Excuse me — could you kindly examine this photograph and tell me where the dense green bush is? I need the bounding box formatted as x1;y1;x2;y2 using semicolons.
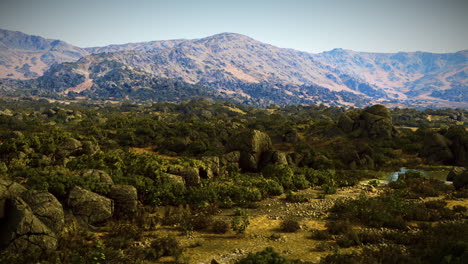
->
285;190;308;203
212;220;230;234
236;247;291;264
146;236;183;261
280;219;301;232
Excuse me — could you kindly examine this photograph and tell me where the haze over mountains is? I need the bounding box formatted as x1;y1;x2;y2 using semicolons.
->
0;28;466;108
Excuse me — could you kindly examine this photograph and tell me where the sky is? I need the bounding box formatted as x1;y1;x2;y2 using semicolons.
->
0;0;467;53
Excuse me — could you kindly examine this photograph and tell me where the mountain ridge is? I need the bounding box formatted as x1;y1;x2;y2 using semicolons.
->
0;29;466;108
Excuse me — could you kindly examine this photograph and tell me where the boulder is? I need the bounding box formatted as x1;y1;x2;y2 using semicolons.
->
67;186;113;224
163;173;186;186
107;185;138;218
81;140;100;155
227;130;273;171
61;138;82;153
81;169;114;185
222;151;241;164
0;179;27;219
21;190;64;234
447;167;466;181
167;166;201;186
260;151;288;168
201;156;222;178
0;197;57;258
453;171;468;190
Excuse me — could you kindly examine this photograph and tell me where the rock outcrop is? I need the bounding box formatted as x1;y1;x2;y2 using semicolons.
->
227;130;273;171
167;166;201;186
81;169;114;186
338;105;397;139
67;186;113;224
0;198;57;258
21;190;64;234
107;185;138;219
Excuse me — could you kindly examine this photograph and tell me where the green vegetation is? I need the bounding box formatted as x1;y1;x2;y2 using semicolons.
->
0;98;467;263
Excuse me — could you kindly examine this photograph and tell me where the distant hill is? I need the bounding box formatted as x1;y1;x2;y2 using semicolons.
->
0;29;89;79
0;29;466;107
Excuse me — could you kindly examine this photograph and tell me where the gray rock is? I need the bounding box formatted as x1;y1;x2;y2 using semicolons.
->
0;179;27;219
227;130;273;171
21;190;64;234
81;169;114;185
107;185;138;218
61;138;82;152
164;173;186;185
222;151;241;164
0;197;57;257
202;156;222;178
167;166;201;186
67;186;113;224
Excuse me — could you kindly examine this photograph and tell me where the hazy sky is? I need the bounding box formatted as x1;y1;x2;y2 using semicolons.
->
0;0;467;53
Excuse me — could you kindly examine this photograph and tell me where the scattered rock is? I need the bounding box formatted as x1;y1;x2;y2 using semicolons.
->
67;186;113;224
164;173;186;185
21;190;64;234
167;166;201;186
107;185;138;218
0;197;57;258
81;169;114;186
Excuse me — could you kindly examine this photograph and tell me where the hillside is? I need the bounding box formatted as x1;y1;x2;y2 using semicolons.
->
0;29;89;79
0;29;466;107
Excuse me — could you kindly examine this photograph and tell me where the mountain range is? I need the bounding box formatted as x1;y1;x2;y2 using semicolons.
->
0;28;466;108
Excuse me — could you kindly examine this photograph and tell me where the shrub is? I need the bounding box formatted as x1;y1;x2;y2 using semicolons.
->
330;193;407;229
326;220;353;235
106;222;142;249
212;220;230;234
368;179;379;187
190;214;213;231
452;205;467;214
146;236;182;260
231;214;250;235
285;190;308;203
310;229;330;240
292;173;311;190
280;219;301;233
262;164;294;190
236;247;291;264
321;184;337;194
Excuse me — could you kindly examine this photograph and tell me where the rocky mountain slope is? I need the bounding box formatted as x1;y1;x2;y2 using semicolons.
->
0;29;466;107
0;29;89;79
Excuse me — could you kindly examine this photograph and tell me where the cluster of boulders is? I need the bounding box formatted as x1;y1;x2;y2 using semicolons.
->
338;104;398;139
224;129;288;172
0;171;138;258
162;130;289;186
